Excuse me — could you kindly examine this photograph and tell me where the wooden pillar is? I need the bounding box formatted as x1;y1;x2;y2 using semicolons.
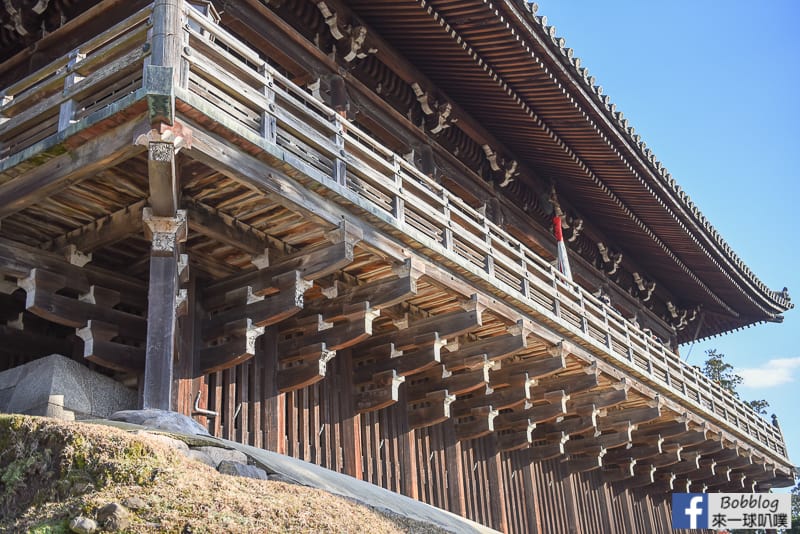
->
397;386;419;500
521;453;541;534
485;437;509;533
260;327;285;454
142;208;187;409
173;270;196;414
443;419;465;516
339;348;363;479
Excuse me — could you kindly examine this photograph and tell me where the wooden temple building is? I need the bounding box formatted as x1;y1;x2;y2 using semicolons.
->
0;0;794;532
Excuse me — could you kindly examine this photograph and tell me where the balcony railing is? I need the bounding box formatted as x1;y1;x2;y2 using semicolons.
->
0;6;152;161
0;2;788;464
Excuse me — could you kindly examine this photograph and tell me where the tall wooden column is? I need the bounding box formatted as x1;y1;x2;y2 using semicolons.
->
142;208;187;409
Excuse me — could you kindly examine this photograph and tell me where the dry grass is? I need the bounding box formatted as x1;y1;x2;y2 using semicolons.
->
0;415;448;533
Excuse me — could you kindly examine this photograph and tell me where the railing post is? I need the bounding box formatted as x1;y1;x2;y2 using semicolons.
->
442;199;454;251
551;268;561;318
259;64;278;144
146;0;183;125
58;49;85;132
391;155;405;224
332;115;347;186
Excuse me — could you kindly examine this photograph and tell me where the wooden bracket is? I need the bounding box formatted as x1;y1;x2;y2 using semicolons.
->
408;389;455;429
76;319;145;373
355;370;405;413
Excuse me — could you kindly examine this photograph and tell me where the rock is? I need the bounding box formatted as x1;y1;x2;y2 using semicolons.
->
122;495;148;511
185;449;216;467
191;446;248;468
109;409;210;436
97;502;131;531
135;431;190;452
267;471;300;485
69;516;98;534
217;460;268;480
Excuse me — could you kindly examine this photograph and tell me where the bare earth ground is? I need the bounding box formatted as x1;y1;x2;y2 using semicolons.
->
0;415;448;533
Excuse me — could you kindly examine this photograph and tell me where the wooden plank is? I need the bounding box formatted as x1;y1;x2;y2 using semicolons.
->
485;438;509;532
0;117;147;218
39;200;146;253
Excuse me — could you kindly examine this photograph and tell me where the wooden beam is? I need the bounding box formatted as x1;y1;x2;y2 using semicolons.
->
565;453;604;474
276;343;335;392
354;369;405;413
489;350;565;385
277;305;378;354
494;390;568;431
201;270;308;341
39;200;146;253
0;118;147;218
407;390;454;429
600;400;661;429
441;331;527;370
569;384;629;411
305;273;417;314
353;340;443;384
361;307;482;352
197;318;265;375
19;269;146;337
0;237;145;306
187;200;270;255
529;432;569;461
205;237;355;300
454;406;498;441
76;320;145;372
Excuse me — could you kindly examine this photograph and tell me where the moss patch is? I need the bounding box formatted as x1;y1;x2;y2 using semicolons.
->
0;415;448;533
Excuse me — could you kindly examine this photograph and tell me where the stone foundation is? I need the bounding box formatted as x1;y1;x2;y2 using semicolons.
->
0;354;137;419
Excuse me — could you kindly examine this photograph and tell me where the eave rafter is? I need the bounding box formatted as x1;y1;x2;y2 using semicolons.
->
409;0;741;317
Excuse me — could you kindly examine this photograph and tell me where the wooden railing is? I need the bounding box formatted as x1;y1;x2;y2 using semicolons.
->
177;7;788;463
0;2;787;464
0;6;152;160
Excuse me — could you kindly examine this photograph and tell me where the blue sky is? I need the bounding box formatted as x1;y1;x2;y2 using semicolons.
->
535;1;800;470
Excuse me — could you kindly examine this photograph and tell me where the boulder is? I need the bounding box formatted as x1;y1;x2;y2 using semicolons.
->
97;502;131;531
109;409;210;436
69;516;98;534
191;446;248;468
217;460;268;480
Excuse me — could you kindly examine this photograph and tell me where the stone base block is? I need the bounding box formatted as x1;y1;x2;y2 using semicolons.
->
0;354;137;420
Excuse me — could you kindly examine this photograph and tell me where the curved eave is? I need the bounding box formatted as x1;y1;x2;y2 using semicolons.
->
346;0;791;340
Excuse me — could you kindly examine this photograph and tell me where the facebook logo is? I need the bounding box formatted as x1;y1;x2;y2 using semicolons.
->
672;493;708;529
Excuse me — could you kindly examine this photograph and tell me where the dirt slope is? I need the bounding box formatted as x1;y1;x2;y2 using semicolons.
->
0;415;446;533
